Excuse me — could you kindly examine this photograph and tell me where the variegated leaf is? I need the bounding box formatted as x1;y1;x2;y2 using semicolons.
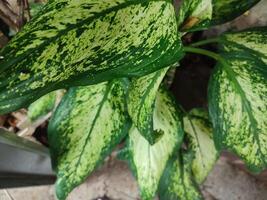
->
127;88;184;200
183;108;218;184
208;27;267;172
176;0;260;31
48;79;130;200
176;0;212;31
29;1;46;17
28;91;57;121
0;0;183;114
127;67;169;144
159;152;203;200
212;0;261;25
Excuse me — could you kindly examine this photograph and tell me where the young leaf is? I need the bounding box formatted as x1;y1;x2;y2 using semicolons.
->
0;0;183;114
159;152;203;200
48;79;130;200
212;0;261;25
28;91;57;121
183;108;218;184
208;27;267;172
127;88;184;200
127;67;169;145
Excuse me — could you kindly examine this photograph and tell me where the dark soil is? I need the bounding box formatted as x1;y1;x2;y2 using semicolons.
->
171;33;217;111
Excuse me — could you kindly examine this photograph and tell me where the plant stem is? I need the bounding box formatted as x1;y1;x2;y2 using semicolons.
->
184;46;233;76
189;37;220;47
184;46;222;61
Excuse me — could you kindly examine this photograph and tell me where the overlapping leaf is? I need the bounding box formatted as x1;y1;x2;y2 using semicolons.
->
0;0;182;114
28;91;57;121
48;79;130;200
159;152;203;200
212;0;261;25
127;67;169;144
176;0;212;31
29;1;46;17
127;87;184;200
208;27;267;172
183;108;218;184
176;0;260;31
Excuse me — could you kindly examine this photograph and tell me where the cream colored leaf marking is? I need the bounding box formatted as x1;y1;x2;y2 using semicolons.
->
183;108;218;184
128;88;184;200
28;91;57;121
127;67;169;144
0;0;182;114
159;153;203;200
177;0;259;30
48;79;130;200
224;30;267;64
177;0;212;31
211;0;260;25
209;28;267;172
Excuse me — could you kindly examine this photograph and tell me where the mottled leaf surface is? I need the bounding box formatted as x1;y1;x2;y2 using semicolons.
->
0;0;182;114
127;88;184;200
209;28;267;172
176;0;260;31
127;67;169;144
176;0;212;31
212;0;261;25
183;108;218;184
48;79;130;200
28;91;56;121
29;1;46;17
159;153;203;200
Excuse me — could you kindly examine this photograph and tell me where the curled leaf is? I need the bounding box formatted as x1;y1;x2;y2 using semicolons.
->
127;88;184;200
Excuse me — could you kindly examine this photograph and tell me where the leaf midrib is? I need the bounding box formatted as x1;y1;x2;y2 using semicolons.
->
221;60;265;164
0;0;170;72
72;82;112;174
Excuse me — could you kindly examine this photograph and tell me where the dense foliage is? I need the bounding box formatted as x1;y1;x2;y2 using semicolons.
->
0;0;266;200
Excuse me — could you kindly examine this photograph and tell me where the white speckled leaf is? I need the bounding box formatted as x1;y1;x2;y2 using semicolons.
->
209;27;267;172
183;108;218;184
211;0;260;25
127;88;184;200
176;0;212;31
28;91;57;121
127;67;169;144
48;79;130;200
159;152;203;200
0;0;183;114
176;0;260;31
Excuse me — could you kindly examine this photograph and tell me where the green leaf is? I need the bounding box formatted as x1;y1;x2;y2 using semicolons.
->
176;0;212;31
159;152;203;200
127;67;169;145
208;27;267;172
176;0;260;31
212;0;261;25
29;1;46;18
183;108;218;184
48;79;130;200
0;0;183;114
127;87;184;200
28;91;56;121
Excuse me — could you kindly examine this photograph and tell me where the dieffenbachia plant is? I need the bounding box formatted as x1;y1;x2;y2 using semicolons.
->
0;0;265;199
